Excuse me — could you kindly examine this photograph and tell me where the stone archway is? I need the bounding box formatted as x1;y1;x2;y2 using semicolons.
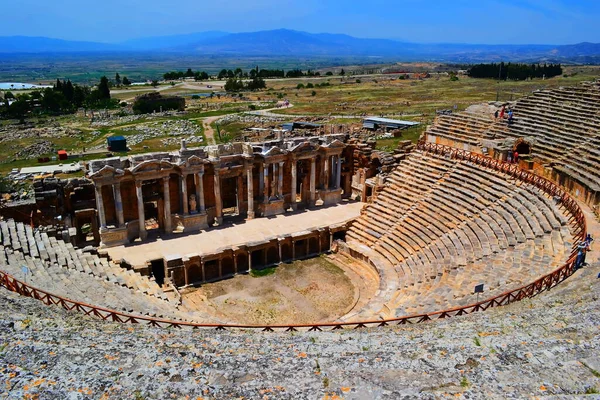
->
513;138;532;155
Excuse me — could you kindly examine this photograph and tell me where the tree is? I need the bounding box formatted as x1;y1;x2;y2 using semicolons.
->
246;76;266;91
296;83;305;89
218;69;228;79
9;97;31;122
224;78;244;92
63;80;74;102
306;83;314;89
185;68;194;78
115;73;121;86
98;76;111;99
151;80;159;88
325;71;333;76
122;76;131;86
311;90;316;96
339;69;345;76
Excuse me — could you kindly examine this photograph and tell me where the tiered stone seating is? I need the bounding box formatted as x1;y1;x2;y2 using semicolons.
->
0;220;218;323
344;150;575;320
425;81;600;193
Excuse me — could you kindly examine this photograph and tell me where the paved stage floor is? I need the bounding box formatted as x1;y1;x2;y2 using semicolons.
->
105;202;364;267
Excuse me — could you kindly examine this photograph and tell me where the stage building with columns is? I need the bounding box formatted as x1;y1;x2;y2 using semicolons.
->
87;134;353;248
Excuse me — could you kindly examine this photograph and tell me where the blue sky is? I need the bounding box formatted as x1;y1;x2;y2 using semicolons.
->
2;0;599;44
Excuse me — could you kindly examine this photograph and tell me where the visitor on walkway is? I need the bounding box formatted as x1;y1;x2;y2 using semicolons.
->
582;234;594;266
513;150;519;164
575;240;588;269
499;106;505;119
507;152;513;163
508;109;514;123
494;110;499;119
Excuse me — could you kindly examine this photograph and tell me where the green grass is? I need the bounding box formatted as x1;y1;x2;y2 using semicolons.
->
249;266;277;277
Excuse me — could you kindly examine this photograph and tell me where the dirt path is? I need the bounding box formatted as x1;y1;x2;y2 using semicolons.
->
201;116;221;145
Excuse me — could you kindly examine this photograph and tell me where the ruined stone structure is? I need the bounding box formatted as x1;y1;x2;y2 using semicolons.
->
87;134;353;248
0;83;594;331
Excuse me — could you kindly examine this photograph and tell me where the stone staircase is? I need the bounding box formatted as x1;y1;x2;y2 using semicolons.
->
344;150;575;320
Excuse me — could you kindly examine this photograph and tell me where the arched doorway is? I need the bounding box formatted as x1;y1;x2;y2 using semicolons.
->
188;264;202;284
266;246;279;266
514;139;531;156
222;256;235;276
236;253;249;273
204;260;219;281
280;243;292;262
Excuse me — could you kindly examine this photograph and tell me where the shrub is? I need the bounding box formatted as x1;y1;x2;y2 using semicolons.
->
296;83;305;89
311;90;317;96
306;83;314;89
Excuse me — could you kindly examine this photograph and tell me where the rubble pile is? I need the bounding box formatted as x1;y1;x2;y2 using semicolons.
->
90;111;187;127
15;140;55;159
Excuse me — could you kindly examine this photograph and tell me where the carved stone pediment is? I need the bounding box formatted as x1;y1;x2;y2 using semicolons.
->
289;141;319;153
185;155;205;167
90;165;124;180
131;160;175;174
323;139;345;149
262;146;286;157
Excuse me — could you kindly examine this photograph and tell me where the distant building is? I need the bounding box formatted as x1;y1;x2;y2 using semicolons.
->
57;150;68;160
362;117;420;131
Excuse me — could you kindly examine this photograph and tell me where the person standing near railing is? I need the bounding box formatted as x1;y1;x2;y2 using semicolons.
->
582;234;593;267
575;240;589;269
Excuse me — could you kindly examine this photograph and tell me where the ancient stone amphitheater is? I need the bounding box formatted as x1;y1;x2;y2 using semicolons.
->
0;81;597;332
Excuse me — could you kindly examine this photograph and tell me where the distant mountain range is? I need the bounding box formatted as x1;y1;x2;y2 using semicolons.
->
2;29;600;63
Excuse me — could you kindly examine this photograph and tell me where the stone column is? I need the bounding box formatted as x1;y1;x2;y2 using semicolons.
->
263;163;269;202
246;166;255;219
336;154;342;190
278;161;284;199
290;158;297;210
323;155;330;190
162;176;172;233
184;265;189;286
113;183;125;228
95;185;107;230
310;158;316;206
259;162;265;200
213;168;223;225
196;172;205;213
181;174;189;215
236;174;244;214
135;181;146;240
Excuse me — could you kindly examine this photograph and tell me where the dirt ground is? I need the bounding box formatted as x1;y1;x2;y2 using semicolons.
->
181;257;356;325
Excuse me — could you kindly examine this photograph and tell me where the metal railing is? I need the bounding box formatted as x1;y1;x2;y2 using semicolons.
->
0;142;587;331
